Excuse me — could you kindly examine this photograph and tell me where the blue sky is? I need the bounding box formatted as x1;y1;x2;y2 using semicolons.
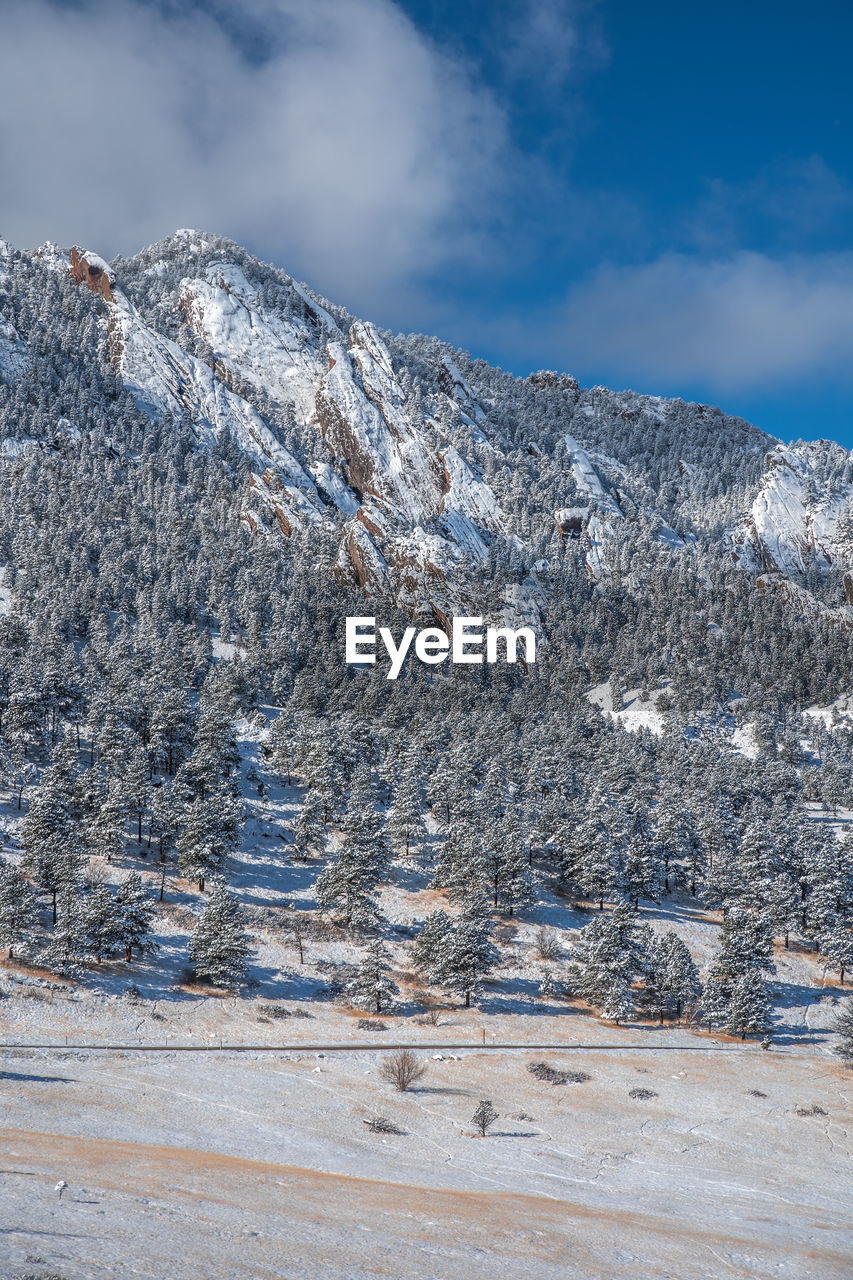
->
1;0;851;445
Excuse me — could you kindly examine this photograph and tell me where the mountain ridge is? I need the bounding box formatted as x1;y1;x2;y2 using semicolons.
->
3;228;853;635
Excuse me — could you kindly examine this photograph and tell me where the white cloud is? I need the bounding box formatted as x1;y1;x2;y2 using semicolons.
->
0;0;507;313
498;1;605;90
558;251;853;393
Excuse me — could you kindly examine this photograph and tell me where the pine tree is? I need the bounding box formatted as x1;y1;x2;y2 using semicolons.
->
388;755;424;858
714;907;776;977
316;844;380;927
638;927;701;1022
316;765;388;926
22;736;85;923
291;786;327;860
538;967;557;999
566;902;643;1023
347;938;399;1013
0;858;39;959
411;909;451;976
701;972;733;1032
738;817;773;908
433;817;485;905
766;872;800;949
188;879;252;987
115;872;155;962
438;905;500;1008
832;999;853;1063
87;788;126;864
177;784;243;890
483;815;533;916
472;1098;498;1136
41;884;87;977
571;790;619;909
82;883;121;963
726;970;770;1039
820;927;853;986
415;904;499;1008
121;745;150;844
665;933;702;1020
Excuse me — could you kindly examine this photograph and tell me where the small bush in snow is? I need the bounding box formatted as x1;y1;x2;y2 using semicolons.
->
379;1048;427;1092
535;927;562;961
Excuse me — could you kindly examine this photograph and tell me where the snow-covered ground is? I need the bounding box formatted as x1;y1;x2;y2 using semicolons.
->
0;1035;850;1280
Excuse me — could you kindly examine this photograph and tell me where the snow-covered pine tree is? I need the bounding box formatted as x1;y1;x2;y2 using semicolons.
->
482;813;534;916
188;879;252;987
347;937;399;1013
430;904;499;1008
177;784;243;890
572;792;618;910
411;909;451;977
87;788;126;864
766;871;800;949
472;1098;498;1136
538;967;557;998
121;745;150;844
115;872;155;962
291;786;327;860
315;844;380;927
565;902;644;1022
40;884;87;977
726;969;770;1039
665;933;703;1020
638;927;701;1022
0;858;39;959
820;927;853;986
713;906;776;977
22;734;85;923
701;972;734;1032
82;883;122;963
388;749;425;859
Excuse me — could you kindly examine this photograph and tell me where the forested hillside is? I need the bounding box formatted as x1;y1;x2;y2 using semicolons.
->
0;230;852;1048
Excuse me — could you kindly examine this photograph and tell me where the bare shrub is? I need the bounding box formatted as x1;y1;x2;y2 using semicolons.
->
418;1007;441;1027
358;1019;387;1032
379;1048;427;1092
534;927;562;961
628;1087;658;1100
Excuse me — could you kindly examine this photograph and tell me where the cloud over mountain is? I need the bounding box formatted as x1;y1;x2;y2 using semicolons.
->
0;0;507;312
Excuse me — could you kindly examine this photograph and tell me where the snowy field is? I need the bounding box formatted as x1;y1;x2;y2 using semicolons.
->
0;1034;851;1280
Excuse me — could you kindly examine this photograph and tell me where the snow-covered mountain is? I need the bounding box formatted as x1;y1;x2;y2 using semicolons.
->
5;229;853;624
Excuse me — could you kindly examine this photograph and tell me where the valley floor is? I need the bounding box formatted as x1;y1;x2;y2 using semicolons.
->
0;1013;850;1280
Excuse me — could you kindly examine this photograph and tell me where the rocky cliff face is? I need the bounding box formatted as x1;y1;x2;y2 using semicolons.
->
67;236;510;617
729;442;853;576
